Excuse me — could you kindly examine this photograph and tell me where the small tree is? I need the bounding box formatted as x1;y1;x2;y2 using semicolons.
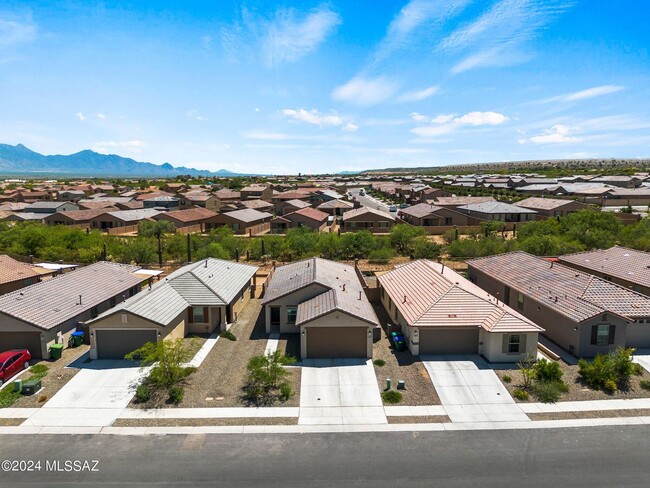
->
517;355;537;390
126;338;196;389
244;351;296;404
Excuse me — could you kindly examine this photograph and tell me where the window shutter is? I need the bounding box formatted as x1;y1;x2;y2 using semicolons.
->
188;307;194;323
608;324;616;345
590;325;597;345
203;307;209;322
502;334;509;353
519;334;527;353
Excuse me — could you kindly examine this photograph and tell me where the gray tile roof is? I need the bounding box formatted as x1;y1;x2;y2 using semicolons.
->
25;201;72;210
513;197;585;211
0;261;142;330
559;246;650;289
378;260;542;333
317;199;354;210
342;206;396;221
399;203;446;219
105;208;162;221
468;251;650;322
457;201;537;214
221;208;273;223
89;258;258;326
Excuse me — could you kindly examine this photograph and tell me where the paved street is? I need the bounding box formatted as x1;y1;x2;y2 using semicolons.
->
348;188;394;216
2;427;650;487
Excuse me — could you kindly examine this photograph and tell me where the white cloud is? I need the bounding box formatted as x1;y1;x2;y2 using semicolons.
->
254;108;261;112
343;122;359;132
186;109;208;121
332;76;398;106
94;140;148;154
411;111;509;137
539;85;625;104
0;17;37;46
282;108;343;127
410;112;429;122
441;0;574;73
519;124;580;144
223;5;341;67
397;85;440;102
96;113;106;120
242;131;328;141
75;112;86;121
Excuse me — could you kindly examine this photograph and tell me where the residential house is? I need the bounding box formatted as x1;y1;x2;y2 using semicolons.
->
276;198;311;216
205;209;272;235
341;207;395;233
58;190;87;202
153;207;218;230
317;199;354;217
87;259;257;359
214;188;241;203
513;197;592;218
419;188;452;203
398;203;470;227
136;191;175;202
0;262;143;358
179;192;221;212
456;201;537;223
89;208;162;230
0;255;41;295
262;258;379;358
24;201;80;214
44;208;117;227
432;196;496;208
467;251;650;357
162;182;187;193
240;199;274;213
590;176;641;188
559;246;650;296
377;260;543;361
240;184;273;202
142;195;181;210
282;207;329;232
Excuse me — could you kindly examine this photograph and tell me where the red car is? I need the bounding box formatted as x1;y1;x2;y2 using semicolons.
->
0;349;31;386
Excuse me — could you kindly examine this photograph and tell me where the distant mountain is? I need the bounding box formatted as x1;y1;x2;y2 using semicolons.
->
0;144;256;177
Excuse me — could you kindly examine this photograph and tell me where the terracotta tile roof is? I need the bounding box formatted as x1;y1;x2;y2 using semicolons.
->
136;191;175;201
317;199;354;209
51;208;117;222
468;251;650;322
559;246;650;289
0;255;40;286
288;207;329;222
214;189;240;199
157;207;218;223
378;260;542;333
240;199;273;210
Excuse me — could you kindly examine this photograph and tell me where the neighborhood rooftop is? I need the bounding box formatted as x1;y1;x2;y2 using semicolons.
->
468;251;650;322
0;255;40;285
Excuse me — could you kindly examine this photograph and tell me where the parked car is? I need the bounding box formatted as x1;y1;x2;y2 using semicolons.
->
389;205;397;212
0;349;31;386
399;203;409;209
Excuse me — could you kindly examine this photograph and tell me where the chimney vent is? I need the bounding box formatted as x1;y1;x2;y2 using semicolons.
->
78;295;82;306
403;295;407;303
358;290;362;300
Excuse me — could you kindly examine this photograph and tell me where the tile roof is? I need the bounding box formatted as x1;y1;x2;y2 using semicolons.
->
377;260;542;333
263;258;379;327
559;246;650;289
468;251;650;322
156;207;217;223
317;199;354;210
0;255;40;286
221;209;272;223
342;206;396;221
399;202;447;219
287;206;329;222
24;201;72;210
240;199;273;209
105;208;162;221
285;199;312;209
90;259;258;326
457;201;537;214
214;189;240;199
50;208;117;221
513;197;586;211
433;196;496;206
0;261;142;330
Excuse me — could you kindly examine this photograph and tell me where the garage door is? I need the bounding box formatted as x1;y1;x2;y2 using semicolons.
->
0;332;42;359
96;329;158;359
305;327;368;359
419;328;479;355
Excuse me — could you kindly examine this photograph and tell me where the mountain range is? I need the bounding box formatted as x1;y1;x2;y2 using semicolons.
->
0;144;254;177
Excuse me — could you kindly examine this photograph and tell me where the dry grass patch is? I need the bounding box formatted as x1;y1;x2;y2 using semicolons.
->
0;418;25;426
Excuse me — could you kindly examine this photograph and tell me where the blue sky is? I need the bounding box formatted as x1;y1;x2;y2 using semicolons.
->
0;0;648;174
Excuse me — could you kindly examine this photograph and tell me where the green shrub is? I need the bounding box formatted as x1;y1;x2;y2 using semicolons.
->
532;381;566;403
639;380;650;391
502;375;512;383
168;385;184;405
0;388;21;408
534;359;563;383
512;389;529;401
220;330;237;341
135;385;151;403
279;382;293;401
578;347;638;392
373;359;386;367
182;366;197;378
367;247;394;264
382;390;403;404
29;364;49;378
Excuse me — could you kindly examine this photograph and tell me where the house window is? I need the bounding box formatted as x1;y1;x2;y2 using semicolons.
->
444;217;453;225
287;306;298;325
593;324;613;346
192;306;205;323
517;292;524;311
508;335;521;353
22;278;33;286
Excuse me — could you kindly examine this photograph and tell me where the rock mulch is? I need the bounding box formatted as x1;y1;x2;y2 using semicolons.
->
0;418;25;426
387;416;450;424
112;417;298;427
528;409;650;421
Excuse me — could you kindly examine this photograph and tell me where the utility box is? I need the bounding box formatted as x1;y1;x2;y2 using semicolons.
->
22;379;42;396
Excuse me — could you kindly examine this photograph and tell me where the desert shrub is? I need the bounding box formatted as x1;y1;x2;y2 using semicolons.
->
168;385;184;405
135;385;151;403
220;330;237;341
532;381;566;403
578;347;640;393
373;359;386;367
502;375;512;383
37;395;48;403
534;359;563;383
382;390;403;404
639;380;650;391
512;389;529;401
517;355;537;389
367;247;394;264
279;382;293;401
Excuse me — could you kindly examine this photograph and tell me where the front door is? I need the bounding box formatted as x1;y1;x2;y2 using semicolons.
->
270;306;281;333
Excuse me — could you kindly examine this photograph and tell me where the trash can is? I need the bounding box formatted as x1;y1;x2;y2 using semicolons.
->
50;344;64;360
71;331;84;347
13;379;22;392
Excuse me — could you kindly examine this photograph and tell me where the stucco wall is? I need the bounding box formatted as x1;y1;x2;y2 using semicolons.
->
264;283;330;333
479;329;538;362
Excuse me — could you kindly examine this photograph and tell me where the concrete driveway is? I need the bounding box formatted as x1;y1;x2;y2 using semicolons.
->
299;359;386;425
23;357;147;428
633;350;650;374
421;355;529;423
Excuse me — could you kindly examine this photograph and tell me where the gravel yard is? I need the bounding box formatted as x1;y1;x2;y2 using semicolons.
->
0;418;25;426
11;344;90;408
156;299;301;408
372;305;440;406
112;417;298;427
528;409;650;421
387;415;450;424
496;360;650;403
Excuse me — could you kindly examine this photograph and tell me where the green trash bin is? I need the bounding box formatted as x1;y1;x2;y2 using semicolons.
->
13;379;22;392
50;344;64;360
71;331;84;347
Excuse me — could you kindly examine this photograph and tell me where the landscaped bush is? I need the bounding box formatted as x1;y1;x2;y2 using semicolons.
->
168;385;184;405
532;380;568;403
243;351;296;406
279;382;293;401
381;390;403;404
135;385;151;403
512;389;529;401
578;347;642;393
502;375;512;383
0;389;21;408
640;380;650;391
29;364;49;377
534;358;563;383
367;247;394;264
373;359;386;367
220;330;237;341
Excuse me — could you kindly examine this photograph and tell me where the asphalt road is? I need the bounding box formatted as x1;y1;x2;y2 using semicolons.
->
1;427;650;487
348;188;395;216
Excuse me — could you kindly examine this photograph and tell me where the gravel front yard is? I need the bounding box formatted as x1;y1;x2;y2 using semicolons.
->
387;415;450;424
11;344;90;408
0;418;25;426
496;360;650;403
149;299;300;408
528;409;650;421
372;305;440;406
112;417;298;427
